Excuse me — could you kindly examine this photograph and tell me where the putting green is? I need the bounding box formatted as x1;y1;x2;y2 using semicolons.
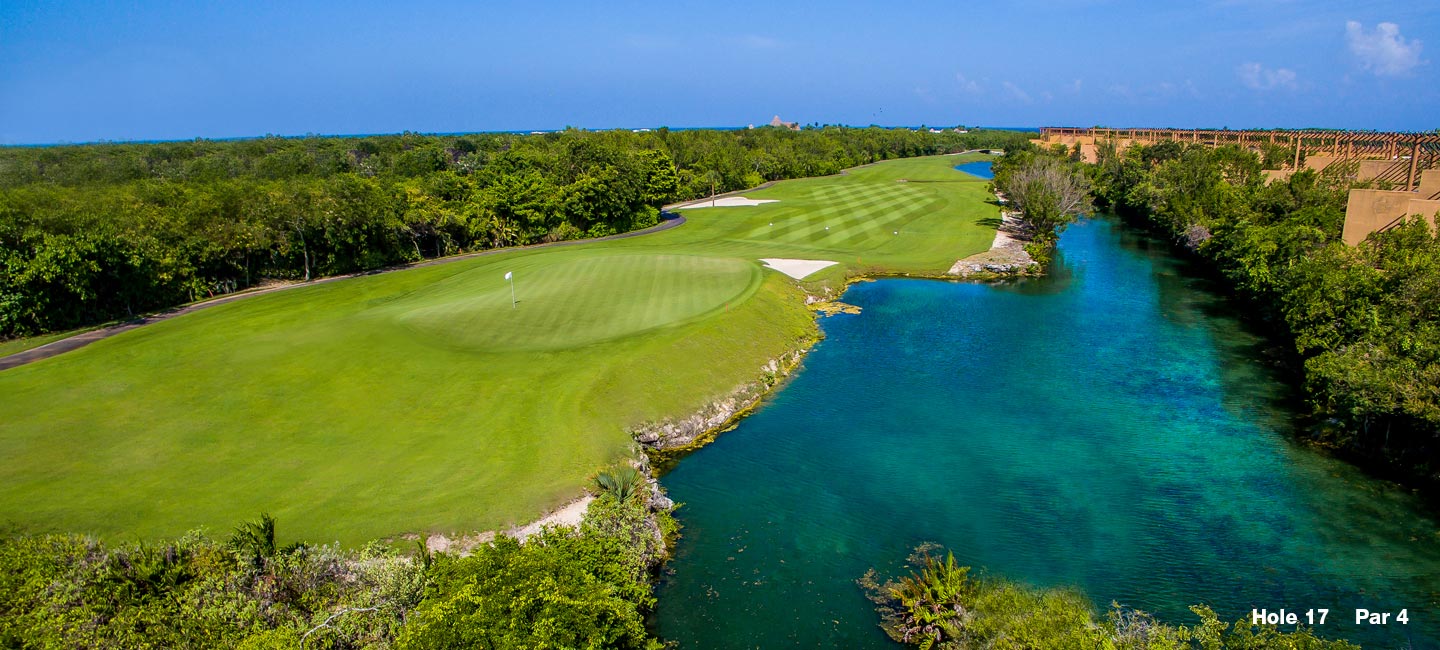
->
0;154;999;544
394;254;761;351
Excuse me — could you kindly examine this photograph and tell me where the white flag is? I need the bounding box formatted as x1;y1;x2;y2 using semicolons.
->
504;271;513;280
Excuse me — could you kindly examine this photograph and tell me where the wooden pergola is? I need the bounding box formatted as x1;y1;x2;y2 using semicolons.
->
1038;127;1440;190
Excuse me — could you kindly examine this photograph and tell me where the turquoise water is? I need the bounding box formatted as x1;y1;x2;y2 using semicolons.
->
653;217;1440;648
954;160;995;179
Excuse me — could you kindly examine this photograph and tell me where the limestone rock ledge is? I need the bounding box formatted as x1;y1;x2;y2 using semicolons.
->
948;207;1038;277
630;348;809;452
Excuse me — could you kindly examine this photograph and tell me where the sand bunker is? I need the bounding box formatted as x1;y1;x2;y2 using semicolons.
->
511;495;594;541
674;196;779;209
424;494;595;553
761;258;839;280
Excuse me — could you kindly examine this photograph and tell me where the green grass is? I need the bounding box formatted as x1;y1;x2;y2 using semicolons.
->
636;154;1002;288
0;328;96;359
393;254;760;351
0;154;998;544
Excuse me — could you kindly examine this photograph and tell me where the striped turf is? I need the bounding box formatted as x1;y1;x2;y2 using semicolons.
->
0;154;999;545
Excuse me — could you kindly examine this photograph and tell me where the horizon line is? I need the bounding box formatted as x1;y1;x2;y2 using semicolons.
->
0;124;1041;149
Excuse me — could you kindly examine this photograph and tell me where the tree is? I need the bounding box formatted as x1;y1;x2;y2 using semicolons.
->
996;154;1094;245
0;127;1036;339
1091;140;1440;486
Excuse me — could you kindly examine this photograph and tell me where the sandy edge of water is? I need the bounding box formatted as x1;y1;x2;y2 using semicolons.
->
417;157;1022;552
947;190;1038;276
419;495;598;554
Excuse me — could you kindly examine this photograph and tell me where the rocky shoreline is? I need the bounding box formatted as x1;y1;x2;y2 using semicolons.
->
440;190;1043;554
947;190;1040;278
630;345;814;458
631;201;1046;466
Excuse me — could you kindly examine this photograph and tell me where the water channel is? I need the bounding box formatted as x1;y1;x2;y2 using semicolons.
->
653;167;1440;647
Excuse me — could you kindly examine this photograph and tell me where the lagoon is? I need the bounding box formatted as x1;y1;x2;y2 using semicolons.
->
954;160;995;179
653;217;1440;648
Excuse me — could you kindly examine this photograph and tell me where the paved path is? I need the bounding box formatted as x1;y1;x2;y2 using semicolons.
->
2;151;997;371
0;214;687;371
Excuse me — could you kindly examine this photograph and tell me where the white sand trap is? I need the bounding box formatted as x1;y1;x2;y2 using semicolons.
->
761;258;839;280
510;495;593;541
674;196;779;209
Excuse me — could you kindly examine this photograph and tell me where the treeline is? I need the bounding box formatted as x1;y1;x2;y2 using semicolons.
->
0;127;1031;338
1087;140;1440;485
0;469;675;648
861;545;1359;649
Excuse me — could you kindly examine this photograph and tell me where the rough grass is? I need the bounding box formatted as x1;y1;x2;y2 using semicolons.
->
0;154;997;544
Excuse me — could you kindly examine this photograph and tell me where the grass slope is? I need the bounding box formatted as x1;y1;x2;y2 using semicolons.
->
0;154;997;544
0;328;96;360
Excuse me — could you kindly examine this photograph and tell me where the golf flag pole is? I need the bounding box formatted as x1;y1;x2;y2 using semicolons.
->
505;271;515;309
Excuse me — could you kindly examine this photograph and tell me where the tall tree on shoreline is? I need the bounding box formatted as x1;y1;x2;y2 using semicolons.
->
994;154;1094;246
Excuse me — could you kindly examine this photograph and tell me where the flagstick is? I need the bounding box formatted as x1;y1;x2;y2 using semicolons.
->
510;276;516;309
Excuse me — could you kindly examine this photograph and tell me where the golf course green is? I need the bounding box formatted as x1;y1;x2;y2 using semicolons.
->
394;254;761;351
0;154;999;544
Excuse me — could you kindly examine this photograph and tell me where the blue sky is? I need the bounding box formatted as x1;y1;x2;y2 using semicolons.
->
1;0;1435;144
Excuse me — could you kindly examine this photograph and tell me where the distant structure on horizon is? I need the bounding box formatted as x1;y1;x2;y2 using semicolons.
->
769;115;800;131
1037;126;1439;246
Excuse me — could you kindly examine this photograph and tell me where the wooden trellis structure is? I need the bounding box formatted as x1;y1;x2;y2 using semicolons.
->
1038;127;1440;191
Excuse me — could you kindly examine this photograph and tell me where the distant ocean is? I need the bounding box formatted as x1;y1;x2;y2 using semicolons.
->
5;125;1039;148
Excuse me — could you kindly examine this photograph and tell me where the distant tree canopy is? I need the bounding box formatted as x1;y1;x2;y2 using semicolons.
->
1091;141;1440;485
0;127;1034;338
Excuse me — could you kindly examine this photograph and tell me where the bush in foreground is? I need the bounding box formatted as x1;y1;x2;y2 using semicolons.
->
859;545;1359;650
0;490;672;649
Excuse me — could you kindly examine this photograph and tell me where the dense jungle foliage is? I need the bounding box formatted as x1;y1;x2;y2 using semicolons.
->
861;545;1359;649
0;481;674;649
0;127;1031;338
1085;140;1440;485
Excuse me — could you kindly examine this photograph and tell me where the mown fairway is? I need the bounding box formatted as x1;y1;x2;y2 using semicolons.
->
633;154;1001;283
0;155;997;544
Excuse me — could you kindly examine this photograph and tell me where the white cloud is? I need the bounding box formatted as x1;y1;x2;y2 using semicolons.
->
1345;21;1424;76
734;34;781;49
1002;81;1032;104
1237;62;1297;90
1069;79;1083;94
955;73;983;95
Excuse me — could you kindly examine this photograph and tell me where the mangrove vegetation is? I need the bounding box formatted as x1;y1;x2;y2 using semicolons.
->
860;545;1359;649
1085;140;1440;486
